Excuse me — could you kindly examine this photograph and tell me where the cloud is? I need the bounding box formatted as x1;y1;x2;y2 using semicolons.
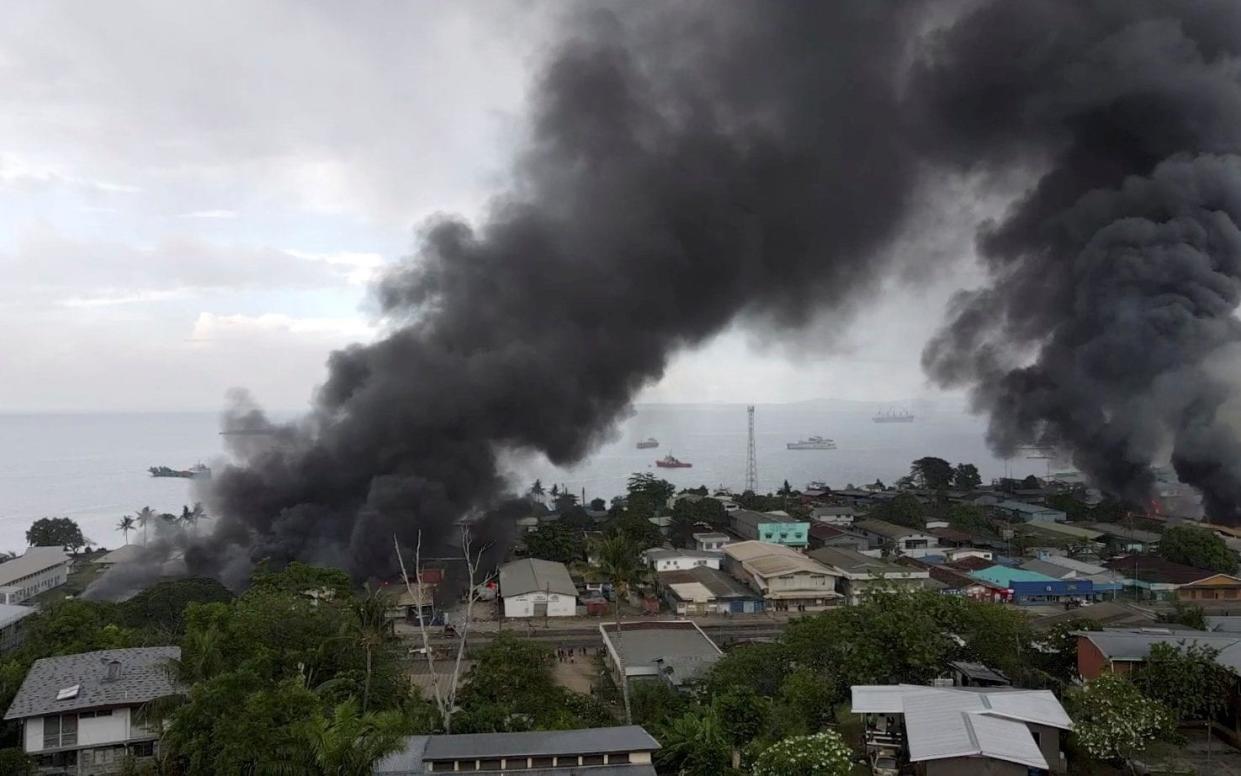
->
190;312;376;343
177;209;237;219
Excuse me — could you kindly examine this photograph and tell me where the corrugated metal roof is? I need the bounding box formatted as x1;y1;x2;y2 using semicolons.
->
1077;630;1241;671
499;558;577;598
971;565;1059;587
0;603;36;630
425;726;659;759
1041;556;1106;574
5;647;180;719
0;547;70;587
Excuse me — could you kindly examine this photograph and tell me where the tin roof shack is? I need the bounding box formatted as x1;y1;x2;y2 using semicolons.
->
5;647;181;773
374;726;660;774
853;519;940;558
807;523;870;552
851;684;1073;775
1102;555;1211;600
946;661;1011;688
809;547;930;605
499;559;578;618
656;566;765;616
996;500;1066;523
970;565;1094;605
722;541;842;612
1074;628;1241;679
729;509;809;548
598;620;722;690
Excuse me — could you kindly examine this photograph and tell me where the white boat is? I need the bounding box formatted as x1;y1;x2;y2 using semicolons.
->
636;437;659;450
787;436;837;450
873;409;915;424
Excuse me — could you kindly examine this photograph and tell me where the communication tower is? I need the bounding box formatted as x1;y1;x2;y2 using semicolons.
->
745;405;758;493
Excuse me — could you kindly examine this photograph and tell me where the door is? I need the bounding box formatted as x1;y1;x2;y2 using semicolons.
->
730;600;745;614
533;602;548;618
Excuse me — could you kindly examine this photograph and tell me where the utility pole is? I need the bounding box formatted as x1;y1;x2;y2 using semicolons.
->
745;405;758;493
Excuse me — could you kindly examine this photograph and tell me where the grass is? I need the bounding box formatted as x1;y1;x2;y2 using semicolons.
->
32;553;106;605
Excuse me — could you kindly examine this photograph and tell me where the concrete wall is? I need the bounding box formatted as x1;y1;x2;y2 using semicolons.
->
503;591;576;618
650;556;721;572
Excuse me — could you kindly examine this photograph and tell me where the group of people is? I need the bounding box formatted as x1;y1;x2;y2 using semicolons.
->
556;646;591;663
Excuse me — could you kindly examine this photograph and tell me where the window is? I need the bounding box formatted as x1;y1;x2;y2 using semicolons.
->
582;754;605;765
531;756;555;768
609;753;632;764
43;715;77;748
479;758;502;770
130;742;154;758
427;762;453;772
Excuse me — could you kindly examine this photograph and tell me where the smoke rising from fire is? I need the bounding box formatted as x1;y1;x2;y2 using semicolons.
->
89;1;1241;595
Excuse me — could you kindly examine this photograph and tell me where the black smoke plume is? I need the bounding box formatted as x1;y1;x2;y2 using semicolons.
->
88;1;1241;596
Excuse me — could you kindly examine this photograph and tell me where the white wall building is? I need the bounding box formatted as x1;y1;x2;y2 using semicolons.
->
4;647;181;773
641;549;722;573
499;558;578;618
692;532;732;553
0;604;37;653
0;547;71;605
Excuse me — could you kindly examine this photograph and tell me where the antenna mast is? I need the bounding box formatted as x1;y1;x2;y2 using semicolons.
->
745;405;758;493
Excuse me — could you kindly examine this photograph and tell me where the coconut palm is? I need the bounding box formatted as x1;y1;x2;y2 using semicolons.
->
270;699;410;776
117;515;136;545
351;586;392;713
594;533;645;724
135;506;156;545
179;502;207;535
657;708;730;774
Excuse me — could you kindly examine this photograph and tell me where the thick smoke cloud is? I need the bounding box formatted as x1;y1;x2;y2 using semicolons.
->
918;1;1241;520
89;1;1241;595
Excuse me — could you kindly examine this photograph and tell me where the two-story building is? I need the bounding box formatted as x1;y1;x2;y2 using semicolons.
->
729;509;809;548
4;647;181;774
691;532;731;553
721;540;840;611
0;547;71;605
809;547;931;605
640;548;721;573
1177;573;1241;606
852;519;940;558
499;558;578;618
810;506;857;526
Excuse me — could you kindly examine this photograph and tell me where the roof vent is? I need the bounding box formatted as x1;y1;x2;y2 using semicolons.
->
55;685;80;701
104;659;121;682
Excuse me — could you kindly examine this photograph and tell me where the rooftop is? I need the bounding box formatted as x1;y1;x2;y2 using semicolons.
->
1039;556;1107;575
1206;616;1241;633
599;621;721;685
5;647;181;720
499;558;577;598
658;566;757;600
1102;555;1210;585
811;505;857;517
723;541;838;579
853;518;930;540
0;603;36;631
997;500;1063;515
691;532;730;542
92;544;144;565
642;548;721;563
1019;559;1076;579
731;509;803;529
1031;601;1161;631
1076;629;1241;672
1088;524;1162;543
0;547;70;588
374;726;660;775
947;661;1010;685
927;526;975;543
1022;521;1102;540
808;547;920;577
971;565;1059;587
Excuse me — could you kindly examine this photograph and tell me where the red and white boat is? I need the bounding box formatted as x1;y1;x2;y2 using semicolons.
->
655;454;692;469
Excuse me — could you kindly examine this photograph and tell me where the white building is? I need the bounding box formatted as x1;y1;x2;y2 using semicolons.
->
641;548;722;573
0;547;71;605
4;647;181;773
0;604;37;653
692;532;732;553
499;558;578;618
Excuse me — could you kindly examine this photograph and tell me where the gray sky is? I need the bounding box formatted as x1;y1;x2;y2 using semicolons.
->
1;2;984;413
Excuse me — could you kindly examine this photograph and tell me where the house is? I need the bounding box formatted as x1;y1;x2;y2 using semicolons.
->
691;532;731;553
599;621;722;689
969;565;1095;605
810;505;857;526
945;661;1010;688
1031;601;1162;632
851;684;1072;775
1020;558;1123;598
853;519;939;558
656;566;764;615
808;547;931;605
913;561;1009;602
729;509;809;548
1022;521;1102;544
91;546;143;567
498;559;577;618
0;547;71;605
925;526;974;548
1075;628;1241;679
1102;555;1210;599
940;548;993;564
1177;573;1241;605
374;726;660;775
807;523;870;552
4;647;181;773
721;541;841;611
640;548;721;573
996;500;1066;524
0;604;37;653
1089;524;1162;552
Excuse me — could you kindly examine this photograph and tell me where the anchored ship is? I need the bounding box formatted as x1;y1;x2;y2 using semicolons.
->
655;454;692;468
872;409;915;424
149;463;211;479
636;437;660;450
787;435;837;450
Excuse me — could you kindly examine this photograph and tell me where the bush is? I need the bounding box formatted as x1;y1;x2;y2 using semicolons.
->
751;731;854;776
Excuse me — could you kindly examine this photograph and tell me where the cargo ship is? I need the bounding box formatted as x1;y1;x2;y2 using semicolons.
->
149;463;211;479
787;435;837;450
655;454;692;469
872;409;915;424
636;438;660;450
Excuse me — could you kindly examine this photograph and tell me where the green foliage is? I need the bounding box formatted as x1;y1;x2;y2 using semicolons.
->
772;669;837;736
523;522;583;564
631;681;689;729
590;497;606;511
946;504;993;537
702;642;792;698
1132;642;1233;723
604;514;663;555
910;457;954;490
1158;525;1239;573
0;747;33;775
276;698;415;776
656;708;731;774
952;463;982;490
751;731;853;776
866;493;925;529
250;561;354;600
1067;673;1174;762
713;688;770;747
25;516;86;552
1157;600;1207;630
625;473;676;519
1044;493;1091;522
116;577;234;635
1035;619;1101;683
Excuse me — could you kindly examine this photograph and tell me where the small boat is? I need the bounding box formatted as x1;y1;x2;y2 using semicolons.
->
636;437;660;450
655;454;692;468
148;463;211;479
787;436;837;450
873;409;915;423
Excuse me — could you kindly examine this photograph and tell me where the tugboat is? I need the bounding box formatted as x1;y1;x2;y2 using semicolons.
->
636;437;660;450
786;435;837;450
655;454;692;469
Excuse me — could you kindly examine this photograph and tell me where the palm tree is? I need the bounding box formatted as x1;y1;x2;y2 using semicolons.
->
272;699;410;776
117;515;136;545
595;534;644;724
135;506;156;545
351;586;392;713
656;708;730;774
179;503;207;535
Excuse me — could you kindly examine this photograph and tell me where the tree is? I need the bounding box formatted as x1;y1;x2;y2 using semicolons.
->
910;457;954;490
590;497;606;511
1157;600;1207;630
869;493;925;529
550;484;559;498
530;479;544;497
1132;642;1232;724
714;688;770;767
630;681;689;729
351;587;392;713
1045;492;1091;522
595;534;643;724
656;708;731;775
1158;525;1239;574
117;515;136;545
1067;673;1174;763
250;562;353;600
135;506;157;545
1021;474;1041;489
626;472;676;518
280;699;414;776
751;731;853;776
867;479;885;491
780;480;793;496
116;577;234;635
952;463;981;490
0;749;33;776
523;522;581;564
554;491;579;512
946;504;993;537
179;503;207;535
25;517;86;552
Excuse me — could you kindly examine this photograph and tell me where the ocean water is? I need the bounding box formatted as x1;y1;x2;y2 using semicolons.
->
0;403;1048;554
